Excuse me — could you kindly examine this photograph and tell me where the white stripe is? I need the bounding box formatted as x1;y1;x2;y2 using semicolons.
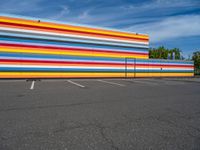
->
30;81;35;90
135;68;193;70
139;62;193;65
0;31;148;49
67;80;85;88
0;65;193;70
0;64;124;69
0;40;148;54
0;57;124;64
0;27;149;45
0;57;192;67
97;79;125;86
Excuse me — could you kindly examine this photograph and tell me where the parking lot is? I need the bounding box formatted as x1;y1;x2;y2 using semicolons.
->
0;78;200;150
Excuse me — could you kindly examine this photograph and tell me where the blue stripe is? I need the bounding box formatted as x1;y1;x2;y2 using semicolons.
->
0;67;193;73
135;59;193;65
0;52;194;65
0;36;148;53
0;67;123;72
0;52;125;62
0;31;148;48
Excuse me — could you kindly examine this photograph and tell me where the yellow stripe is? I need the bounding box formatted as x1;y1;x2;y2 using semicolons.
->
0;48;148;59
0;72;194;78
127;72;194;77
0;72;125;78
0;16;149;40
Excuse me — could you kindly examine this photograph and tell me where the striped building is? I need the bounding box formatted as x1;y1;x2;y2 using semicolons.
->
0;14;194;78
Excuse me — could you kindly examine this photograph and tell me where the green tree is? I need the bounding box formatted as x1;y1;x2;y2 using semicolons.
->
192;51;200;69
149;46;181;60
170;48;181;60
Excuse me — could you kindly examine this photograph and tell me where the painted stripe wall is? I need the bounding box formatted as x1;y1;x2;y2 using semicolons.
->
0;14;194;78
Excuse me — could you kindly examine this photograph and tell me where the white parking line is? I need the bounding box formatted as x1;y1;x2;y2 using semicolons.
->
97;79;125;86
30;81;35;90
67;80;85;88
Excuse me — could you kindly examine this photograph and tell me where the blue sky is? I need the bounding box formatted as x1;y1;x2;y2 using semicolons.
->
0;0;200;58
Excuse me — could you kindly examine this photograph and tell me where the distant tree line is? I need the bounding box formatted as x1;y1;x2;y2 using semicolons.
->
192;51;200;75
149;46;182;60
149;46;200;75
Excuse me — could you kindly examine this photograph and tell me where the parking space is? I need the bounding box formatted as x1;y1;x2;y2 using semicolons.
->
0;78;200;150
1;78;197;92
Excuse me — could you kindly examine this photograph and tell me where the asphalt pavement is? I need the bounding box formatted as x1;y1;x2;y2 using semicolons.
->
0;78;200;150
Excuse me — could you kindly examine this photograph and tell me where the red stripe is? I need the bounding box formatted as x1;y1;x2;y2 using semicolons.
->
0;59;124;65
0;42;148;55
0;59;194;68
136;63;193;68
0;22;148;42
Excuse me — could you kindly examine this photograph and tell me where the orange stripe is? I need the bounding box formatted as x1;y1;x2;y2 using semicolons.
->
0;16;148;40
0;23;148;43
0;72;194;78
0;47;148;59
0;45;147;56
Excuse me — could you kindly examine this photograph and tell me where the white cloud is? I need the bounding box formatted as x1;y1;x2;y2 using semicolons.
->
124;15;200;43
49;0;199;28
56;8;116;26
122;0;199;10
50;6;70;19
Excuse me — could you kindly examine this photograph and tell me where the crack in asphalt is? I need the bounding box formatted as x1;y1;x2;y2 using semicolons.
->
53;120;119;150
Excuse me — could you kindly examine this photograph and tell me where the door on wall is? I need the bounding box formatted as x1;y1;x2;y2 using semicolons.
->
125;58;136;78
